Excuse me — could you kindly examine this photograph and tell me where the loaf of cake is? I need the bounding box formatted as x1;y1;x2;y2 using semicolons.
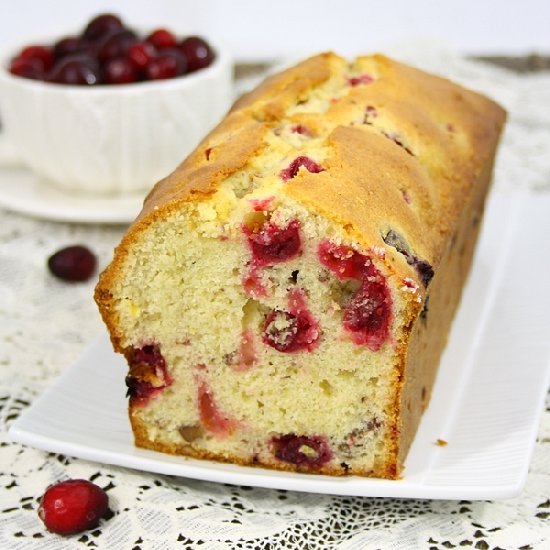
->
95;52;506;479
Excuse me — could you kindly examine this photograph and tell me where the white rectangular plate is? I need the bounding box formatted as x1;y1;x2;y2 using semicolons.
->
9;191;550;499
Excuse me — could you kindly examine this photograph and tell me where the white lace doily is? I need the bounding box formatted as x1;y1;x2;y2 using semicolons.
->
1;45;550;549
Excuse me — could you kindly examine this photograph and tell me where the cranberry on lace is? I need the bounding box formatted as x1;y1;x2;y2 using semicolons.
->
290;124;312;136
270;434;332;467
38;479;109;535
279;156;325;182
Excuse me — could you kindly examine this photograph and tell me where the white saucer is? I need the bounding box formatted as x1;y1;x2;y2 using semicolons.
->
0;165;145;224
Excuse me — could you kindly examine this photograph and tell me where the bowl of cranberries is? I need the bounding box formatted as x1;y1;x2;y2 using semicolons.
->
0;14;232;195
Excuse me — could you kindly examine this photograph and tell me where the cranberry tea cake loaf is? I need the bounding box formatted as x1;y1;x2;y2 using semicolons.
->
95;53;505;479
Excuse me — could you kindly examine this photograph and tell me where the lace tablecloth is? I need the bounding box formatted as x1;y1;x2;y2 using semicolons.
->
1;47;550;549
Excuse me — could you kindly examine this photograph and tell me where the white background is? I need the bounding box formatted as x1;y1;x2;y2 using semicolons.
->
0;0;548;61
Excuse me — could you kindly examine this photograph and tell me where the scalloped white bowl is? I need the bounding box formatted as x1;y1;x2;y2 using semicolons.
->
0;44;232;195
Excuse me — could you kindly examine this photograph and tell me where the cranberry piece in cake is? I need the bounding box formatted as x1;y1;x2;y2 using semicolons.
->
243;217;302;297
263;288;320;353
125;344;172;406
197;380;237;437
347;73;374;86
318;241;392;350
279;156;325;182
342;276;392;351
245;218;302;267
318;241;369;280
270;434;332;468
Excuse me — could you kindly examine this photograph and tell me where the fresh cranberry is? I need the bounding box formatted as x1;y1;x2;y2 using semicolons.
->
82;13;124;43
347;73;374;86
245;218;302;267
9;56;44;79
279;156;325;182
38;479;109;535
96;29;137;64
47;245;97;281
103;57;138;84
271;434;332;468
179;36;214;72
47;54;100;85
318;241;392;350
125;344;172;406
146;28;177;50
263;288;320;353
19;45;54;71
53;36;83;60
197;379;237;437
127;41;156;70
144;49;187;80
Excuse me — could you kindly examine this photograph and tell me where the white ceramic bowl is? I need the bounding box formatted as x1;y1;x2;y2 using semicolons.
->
0;42;233;196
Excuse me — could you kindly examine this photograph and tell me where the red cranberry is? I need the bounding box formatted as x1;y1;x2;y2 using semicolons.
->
279;156;325;182
342;276;392;351
197;379;237;437
318;241;368;281
96;29;137;64
125;344;172;406
179;36;215;72
83;13;124;43
53;36;83;60
263;289;320;353
146;28;177;50
47;54;100;85
318;241;392;350
271;434;332;468
245;218;302;267
127;41;156;70
290;124;312;136
145;49;187;80
47;245;97;281
19;45;54;71
347;73;374;86
103;57;138;84
38;479;109;535
9;56;45;79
